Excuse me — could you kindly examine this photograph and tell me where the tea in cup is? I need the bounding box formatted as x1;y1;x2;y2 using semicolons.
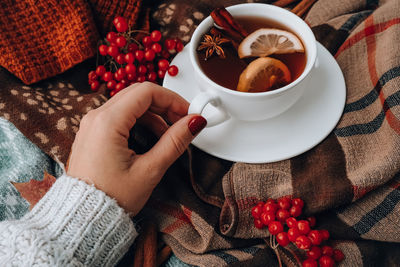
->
188;3;317;126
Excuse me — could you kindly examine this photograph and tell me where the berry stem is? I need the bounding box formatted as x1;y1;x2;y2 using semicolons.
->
284;246;302;267
128;37;143;48
266;237;282;267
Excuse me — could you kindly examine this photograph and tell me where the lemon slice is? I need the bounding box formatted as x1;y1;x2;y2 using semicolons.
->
238;28;304;58
237;57;291;92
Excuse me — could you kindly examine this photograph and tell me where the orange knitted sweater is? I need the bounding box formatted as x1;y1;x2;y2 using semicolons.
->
0;0;144;85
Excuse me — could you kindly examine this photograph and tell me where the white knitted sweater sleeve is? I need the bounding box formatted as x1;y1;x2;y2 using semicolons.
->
0;174;138;266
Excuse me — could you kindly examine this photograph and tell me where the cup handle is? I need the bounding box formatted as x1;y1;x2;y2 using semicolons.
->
188;92;230;127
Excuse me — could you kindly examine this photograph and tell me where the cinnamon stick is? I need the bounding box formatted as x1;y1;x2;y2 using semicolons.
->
291;0;317;17
273;0;298;7
133;235;144;267
156;246;172;266
217;7;248;37
143;223;158;267
133;223;158;267
211;11;243;41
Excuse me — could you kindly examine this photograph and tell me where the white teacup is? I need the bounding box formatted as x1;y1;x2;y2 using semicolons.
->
188;3;317;126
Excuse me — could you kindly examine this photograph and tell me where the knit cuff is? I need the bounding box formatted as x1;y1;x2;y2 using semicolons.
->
23;174;138;266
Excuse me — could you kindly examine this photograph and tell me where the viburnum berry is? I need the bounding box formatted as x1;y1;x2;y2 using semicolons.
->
158;59;169;71
290;205;302;217
297;220;311;235
137;75;146;83
308;230;323;246
99;45;108;56
110;90;117;97
292;198;304;208
115;36;127;48
321;246;334;257
151;42;162;53
142;36;153;47
157;69;166;79
90;80;100;91
125;64;136;75
147;71;157;82
286;217;297;228
116;68;126;79
135;50;144;62
150;30;162;42
254;219;264;229
95;65;106;76
251;205;263;219
107;45;119;58
128;43;139;53
146;62;155;71
319;256;335;267
307;246;322;260
115;82;125;92
167;65;179;76
106;80;117;90
126;73;136;81
276;232;290;247
288;227;301;242
320;229;330;241
276;209;290;222
102;71;113;82
113;16;128;32
265;199;276;205
165;38;176;51
88;71;97;82
161;50;170;59
138;65;147;75
106;32;118;44
302;259;318;267
263;202;278;213
260;211;275;226
277;197;292;210
307;217;316;228
256;201;264;207
113;72;120;81
144;49;156;61
125;52;135;64
115;54;125;64
176;39;184;52
120;79;128;86
268;221;283;235
333;249;344;262
295;235;312;250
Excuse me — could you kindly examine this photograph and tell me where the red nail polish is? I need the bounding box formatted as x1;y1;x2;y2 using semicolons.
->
188;116;207;136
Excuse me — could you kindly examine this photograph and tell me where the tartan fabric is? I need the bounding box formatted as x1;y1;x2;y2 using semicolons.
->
145;0;400;266
0;0;399;266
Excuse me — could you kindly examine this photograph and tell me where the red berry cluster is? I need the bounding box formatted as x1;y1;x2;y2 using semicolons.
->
88;16;183;96
251;197;345;267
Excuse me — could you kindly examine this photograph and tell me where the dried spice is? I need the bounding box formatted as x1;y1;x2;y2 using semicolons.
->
197;34;230;60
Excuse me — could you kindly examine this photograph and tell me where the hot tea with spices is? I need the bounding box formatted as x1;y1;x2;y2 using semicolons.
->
197;7;306;93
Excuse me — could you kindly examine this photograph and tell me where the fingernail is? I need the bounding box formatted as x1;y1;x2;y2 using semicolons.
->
188;116;207;136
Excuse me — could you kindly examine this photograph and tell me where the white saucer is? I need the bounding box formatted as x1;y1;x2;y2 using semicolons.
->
163;43;346;163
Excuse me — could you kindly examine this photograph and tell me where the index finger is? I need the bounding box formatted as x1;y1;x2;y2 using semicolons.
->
106;82;189;136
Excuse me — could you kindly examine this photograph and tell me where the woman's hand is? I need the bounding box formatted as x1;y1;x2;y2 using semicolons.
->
67;82;206;215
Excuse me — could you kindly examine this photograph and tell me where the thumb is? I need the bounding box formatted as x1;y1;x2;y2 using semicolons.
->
140;114;207;173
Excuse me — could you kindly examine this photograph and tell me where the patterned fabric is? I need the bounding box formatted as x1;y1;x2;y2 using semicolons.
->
0;0;400;266
0;118;61;221
0;0;144;85
145;0;400;266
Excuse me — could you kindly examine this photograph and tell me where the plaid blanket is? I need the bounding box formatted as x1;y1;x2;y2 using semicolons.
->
1;0;400;266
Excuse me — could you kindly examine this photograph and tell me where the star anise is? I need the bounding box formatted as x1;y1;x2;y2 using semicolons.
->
198;34;230;60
